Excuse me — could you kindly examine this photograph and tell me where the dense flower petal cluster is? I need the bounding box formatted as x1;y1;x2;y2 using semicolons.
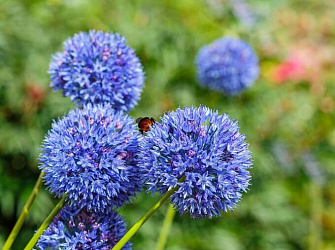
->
49;30;144;111
195;37;259;95
139;106;252;218
36;205;131;250
39;104;143;213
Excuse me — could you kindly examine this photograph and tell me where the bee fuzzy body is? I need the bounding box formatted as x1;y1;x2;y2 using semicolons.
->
136;117;155;134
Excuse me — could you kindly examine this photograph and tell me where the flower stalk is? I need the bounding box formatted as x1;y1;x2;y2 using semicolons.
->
3;171;45;250
112;177;185;250
24;194;67;250
155;203;176;250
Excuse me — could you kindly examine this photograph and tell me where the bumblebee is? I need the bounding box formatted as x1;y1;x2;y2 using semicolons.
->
136;117;155;134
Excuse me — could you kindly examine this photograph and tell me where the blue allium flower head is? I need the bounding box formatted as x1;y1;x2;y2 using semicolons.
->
49;30;144;111
39;103;143;212
195;37;259;95
139;106;252;218
36;205;131;250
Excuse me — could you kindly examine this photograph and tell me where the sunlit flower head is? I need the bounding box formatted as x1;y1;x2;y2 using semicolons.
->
139;106;252;218
49;30;144;111
39;104;143;212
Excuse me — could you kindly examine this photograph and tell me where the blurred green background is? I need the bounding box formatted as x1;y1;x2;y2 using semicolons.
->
0;0;334;249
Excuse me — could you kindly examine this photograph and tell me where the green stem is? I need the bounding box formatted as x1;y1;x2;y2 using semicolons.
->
3;171;45;250
112;177;185;250
24;194;67;250
309;181;323;250
155;203;176;250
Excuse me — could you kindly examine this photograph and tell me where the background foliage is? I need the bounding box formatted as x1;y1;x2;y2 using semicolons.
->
0;0;334;249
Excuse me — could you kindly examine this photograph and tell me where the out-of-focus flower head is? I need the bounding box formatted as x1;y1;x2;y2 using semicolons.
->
230;0;257;28
196;37;259;95
273;57;305;83
39;104;143;213
36;205;131;250
49;30;144;111
139;106;252;218
25;83;46;105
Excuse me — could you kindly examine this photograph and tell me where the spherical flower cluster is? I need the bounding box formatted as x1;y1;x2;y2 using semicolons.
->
139;106;252;218
35;205;131;250
195;37;259;95
49;30;144;111
39;104;143;213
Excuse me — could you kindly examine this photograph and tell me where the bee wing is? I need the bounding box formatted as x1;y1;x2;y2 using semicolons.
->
136;117;143;123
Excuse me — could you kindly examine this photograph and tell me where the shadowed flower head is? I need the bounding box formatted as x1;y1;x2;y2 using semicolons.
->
39;104;143;212
196;37;259;95
49;30;144;111
139;106;252;218
36;205;131;250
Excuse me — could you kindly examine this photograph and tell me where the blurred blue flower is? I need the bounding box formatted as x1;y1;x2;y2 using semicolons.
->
39;104;143;213
230;0;257;28
139;106;252;218
49;30;144;111
195;37;259;95
36;205;131;250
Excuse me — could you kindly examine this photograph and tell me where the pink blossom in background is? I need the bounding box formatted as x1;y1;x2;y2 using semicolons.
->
273;57;305;83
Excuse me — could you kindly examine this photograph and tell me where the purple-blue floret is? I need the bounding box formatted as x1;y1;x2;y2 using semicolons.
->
39;104;143;213
48;30;144;111
195;37;259;95
139;106;252;218
35;205;131;250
